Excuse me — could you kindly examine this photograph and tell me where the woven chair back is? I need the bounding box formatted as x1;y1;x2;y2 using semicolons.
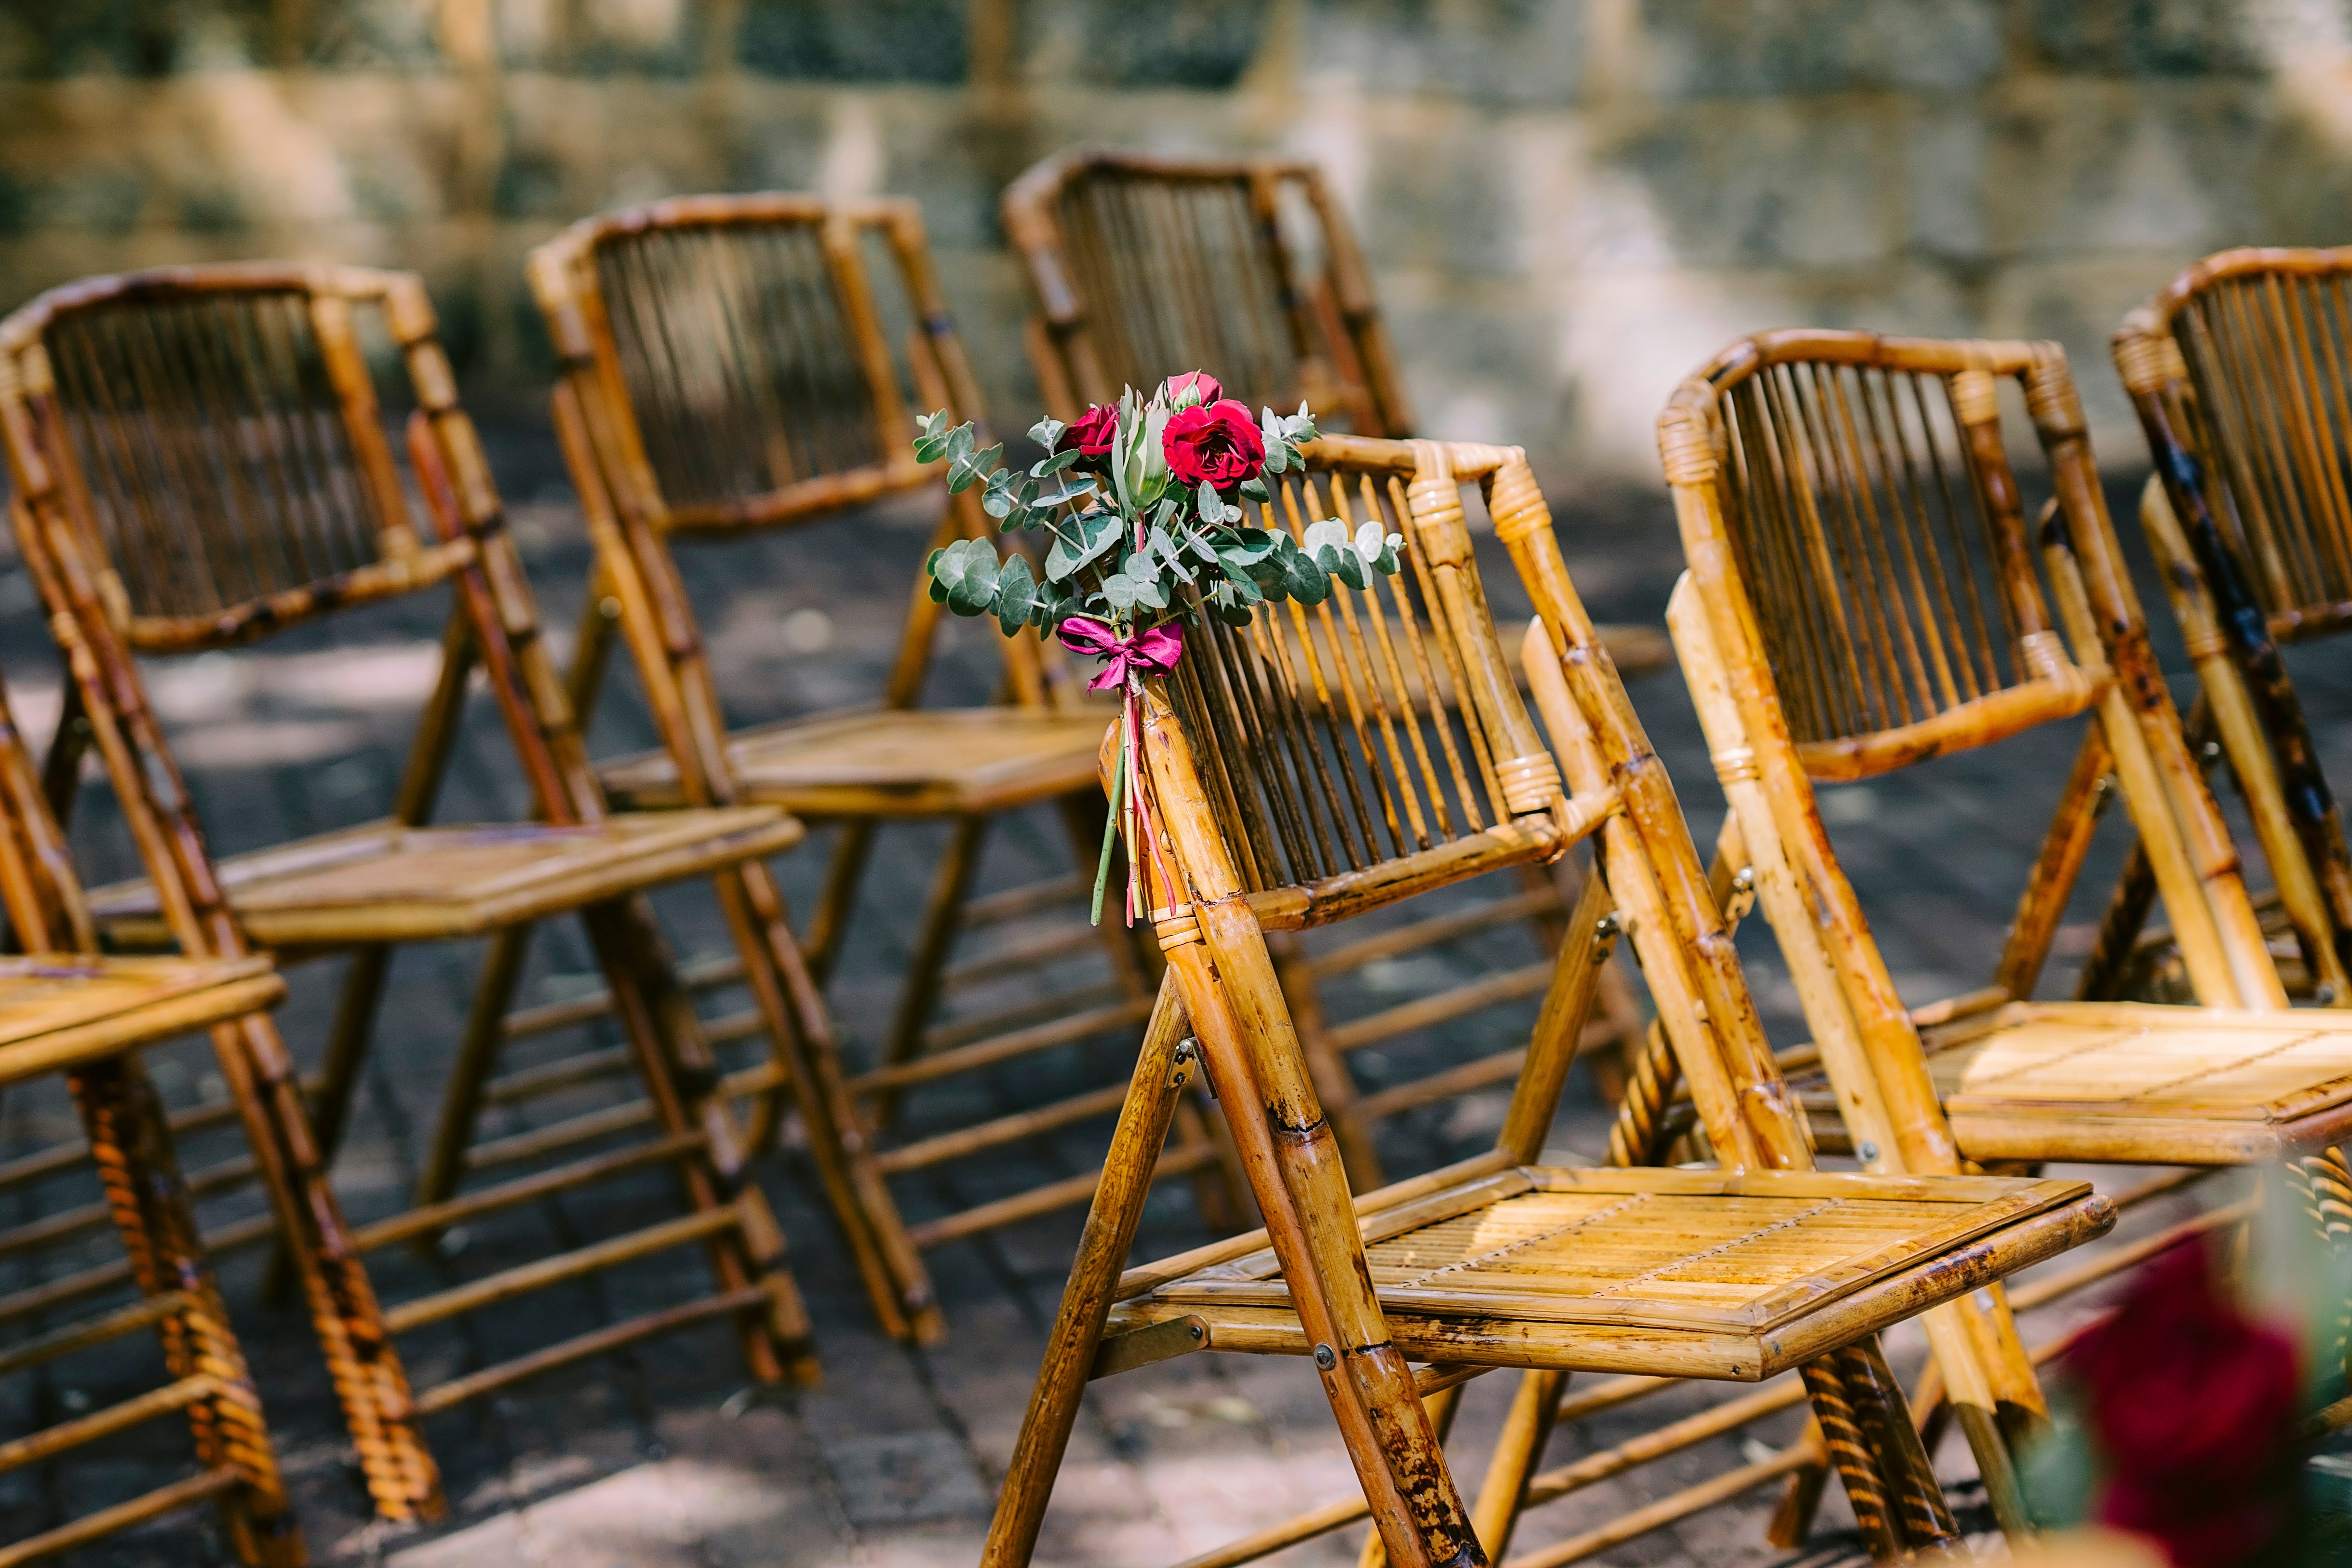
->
0;267;487;655
1667;330;2287;1015
1162;436;1568;916
0;265;610;828
1004;150;1410;437
2122;247;2352;640
1671;332;2109;783
531;194;975;536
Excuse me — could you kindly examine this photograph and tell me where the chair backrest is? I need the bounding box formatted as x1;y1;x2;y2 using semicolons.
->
1661;331;2285;1025
1143;434;1812;1174
0;266;619;958
2117;248;2352;640
1158;436;1565;913
1003;149;1411;438
2114;249;2352;998
530;194;981;536
0;266;479;653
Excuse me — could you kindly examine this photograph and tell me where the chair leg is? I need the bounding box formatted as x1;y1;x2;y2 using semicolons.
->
257;940;393;1299
1796;1355;1904;1559
1764;1416;1833;1549
1468;1368;1568;1562
311;943;394;1163
213;1014;443;1521
876;813;990;1118
1165;935;1482;1568
1836;1340;1961;1553
2076;839;2161;1002
980;979;1193;1568
578;894;820;1382
1359;1384;1467;1568
804;820;879;987
71;1057;305;1568
414;921;537;1214
708;857;938;1342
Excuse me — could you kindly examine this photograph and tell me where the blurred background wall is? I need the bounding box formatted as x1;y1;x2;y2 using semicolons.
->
5;0;2352;485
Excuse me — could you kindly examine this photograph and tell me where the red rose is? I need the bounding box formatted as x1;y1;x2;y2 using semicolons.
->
2068;1239;2301;1568
1162;399;1264;490
1162;371;1222;409
1068;404;1118;459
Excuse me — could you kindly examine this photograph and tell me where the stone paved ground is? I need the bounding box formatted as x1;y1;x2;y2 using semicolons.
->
1;429;2343;1567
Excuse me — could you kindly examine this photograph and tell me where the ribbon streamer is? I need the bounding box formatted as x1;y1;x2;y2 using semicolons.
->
1061;616;1187;925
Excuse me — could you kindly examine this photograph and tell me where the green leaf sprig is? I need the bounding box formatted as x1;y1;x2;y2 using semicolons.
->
918;377;1404;640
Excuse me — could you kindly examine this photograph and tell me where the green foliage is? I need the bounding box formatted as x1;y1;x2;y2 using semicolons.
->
915;389;1403;641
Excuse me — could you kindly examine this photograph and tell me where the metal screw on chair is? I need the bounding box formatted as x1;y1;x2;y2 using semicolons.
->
1313;1344;1337;1370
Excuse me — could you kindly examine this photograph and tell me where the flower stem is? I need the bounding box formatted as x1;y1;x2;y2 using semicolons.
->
1091;733;1126;927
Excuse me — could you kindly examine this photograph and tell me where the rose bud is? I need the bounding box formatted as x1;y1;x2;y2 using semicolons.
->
1067;403;1119;469
1162;398;1265;491
1162;371;1223;411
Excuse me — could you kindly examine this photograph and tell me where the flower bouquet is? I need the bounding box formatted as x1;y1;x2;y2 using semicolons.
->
917;372;1403;925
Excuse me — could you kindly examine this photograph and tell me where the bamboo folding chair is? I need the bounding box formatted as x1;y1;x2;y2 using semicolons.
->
0;636;423;1551
0;960;306;1568
978;434;2114;1568
0;698;311;1564
1440;330;2352;1558
0;264;855;1468
1004;148;1657;1178
2110;248;2352;1006
521;193;1235;1282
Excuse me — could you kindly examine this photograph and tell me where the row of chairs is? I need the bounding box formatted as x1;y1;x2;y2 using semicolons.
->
972;259;2352;1563
0;141;2348;1568
0;150;1653;1562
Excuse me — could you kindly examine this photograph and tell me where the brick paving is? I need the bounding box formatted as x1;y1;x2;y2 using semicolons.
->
1;432;2341;1566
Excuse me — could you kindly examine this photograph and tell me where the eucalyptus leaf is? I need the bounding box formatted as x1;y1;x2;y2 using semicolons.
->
1030;415;1066;452
1045;508;1120;582
1320;542;1368;591
1035;446;1083;477
1301;517;1351;559
1238;477;1269;503
993;554;1039;635
1281;541;1330;605
914;410;957;461
1033;476;1096;510
1218;527;1278;565
934;537;1001;616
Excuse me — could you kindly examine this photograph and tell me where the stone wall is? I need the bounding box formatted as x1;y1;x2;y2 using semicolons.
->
6;0;2352;481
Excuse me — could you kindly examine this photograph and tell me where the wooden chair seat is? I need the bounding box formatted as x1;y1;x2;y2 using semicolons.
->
86;807;801;950
1106;1164;2108;1381
1917;1001;2352;1164
598;708;1113;817
0;955;282;1085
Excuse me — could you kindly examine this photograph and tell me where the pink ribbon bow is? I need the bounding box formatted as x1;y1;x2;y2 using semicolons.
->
1057;616;1186;691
